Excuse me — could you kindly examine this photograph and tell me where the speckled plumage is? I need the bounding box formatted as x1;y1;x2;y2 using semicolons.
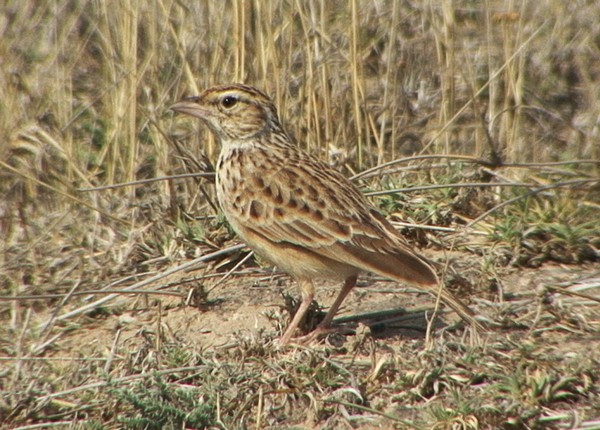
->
171;84;480;345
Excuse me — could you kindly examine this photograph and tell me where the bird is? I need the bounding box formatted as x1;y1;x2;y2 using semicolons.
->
170;84;481;345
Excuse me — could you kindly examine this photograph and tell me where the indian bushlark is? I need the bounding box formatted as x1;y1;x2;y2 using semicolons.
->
171;84;481;345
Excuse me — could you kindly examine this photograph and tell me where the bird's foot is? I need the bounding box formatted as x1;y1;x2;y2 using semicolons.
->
280;325;355;347
295;326;336;344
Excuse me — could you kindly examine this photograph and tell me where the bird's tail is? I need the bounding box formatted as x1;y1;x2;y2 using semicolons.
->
435;286;485;331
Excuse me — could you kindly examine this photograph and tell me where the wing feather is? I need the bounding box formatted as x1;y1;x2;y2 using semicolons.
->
228;162;437;285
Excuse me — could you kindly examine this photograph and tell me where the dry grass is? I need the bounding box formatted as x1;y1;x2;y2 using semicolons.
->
1;1;599;428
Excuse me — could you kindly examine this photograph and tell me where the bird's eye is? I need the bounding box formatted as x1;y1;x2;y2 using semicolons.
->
221;95;238;109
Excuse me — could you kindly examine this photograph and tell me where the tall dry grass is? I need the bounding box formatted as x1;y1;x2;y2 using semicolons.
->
3;1;598;186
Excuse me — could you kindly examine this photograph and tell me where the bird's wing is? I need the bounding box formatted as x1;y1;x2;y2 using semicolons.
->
232;161;437;286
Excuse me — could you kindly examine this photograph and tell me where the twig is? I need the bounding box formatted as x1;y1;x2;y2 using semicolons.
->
324;398;417;426
351;154;486;180
13;421;86;430
77;172;215;192
546;285;600;305
207;250;255;293
365;181;533;196
32;366;211;402
0;289;187;301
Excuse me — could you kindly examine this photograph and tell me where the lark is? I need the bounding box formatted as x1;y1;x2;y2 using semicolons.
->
171;84;481;345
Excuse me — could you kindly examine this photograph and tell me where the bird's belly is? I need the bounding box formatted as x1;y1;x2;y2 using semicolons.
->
232;220;359;282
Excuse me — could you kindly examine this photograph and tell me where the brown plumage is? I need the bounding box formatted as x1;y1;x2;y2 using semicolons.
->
171;84;481;345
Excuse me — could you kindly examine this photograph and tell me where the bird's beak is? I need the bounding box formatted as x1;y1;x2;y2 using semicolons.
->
170;97;211;119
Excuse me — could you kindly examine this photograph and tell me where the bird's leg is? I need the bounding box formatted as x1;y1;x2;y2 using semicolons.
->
279;279;314;346
317;274;358;330
296;275;358;344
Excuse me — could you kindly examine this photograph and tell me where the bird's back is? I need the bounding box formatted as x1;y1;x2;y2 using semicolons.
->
215;137;438;286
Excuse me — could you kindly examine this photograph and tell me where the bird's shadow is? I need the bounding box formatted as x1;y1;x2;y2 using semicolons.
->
284;294;458;341
331;307;448;340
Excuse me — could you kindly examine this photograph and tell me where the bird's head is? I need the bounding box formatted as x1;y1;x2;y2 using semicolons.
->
170;84;280;141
